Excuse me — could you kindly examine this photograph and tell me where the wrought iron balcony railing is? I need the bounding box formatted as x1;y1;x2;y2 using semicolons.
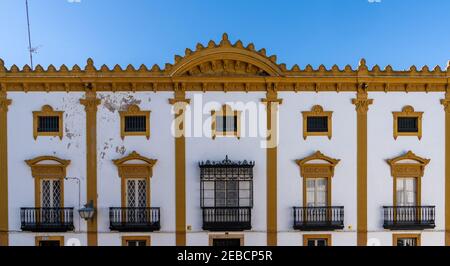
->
293;206;344;231
20;207;74;232
202;207;252;231
383;206;435;230
109;207;161;232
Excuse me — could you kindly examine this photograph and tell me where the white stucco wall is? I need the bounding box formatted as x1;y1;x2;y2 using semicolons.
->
4;90;447;246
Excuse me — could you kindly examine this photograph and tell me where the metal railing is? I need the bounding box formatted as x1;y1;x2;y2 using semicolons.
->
293;206;344;230
20;207;74;232
202;207;252;231
109;207;161;232
383;206;435;230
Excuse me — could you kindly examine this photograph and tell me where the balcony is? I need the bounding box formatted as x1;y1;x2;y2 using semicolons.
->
109;207;160;232
20;207;74;232
293;206;344;231
202;207;251;231
383;206;435;230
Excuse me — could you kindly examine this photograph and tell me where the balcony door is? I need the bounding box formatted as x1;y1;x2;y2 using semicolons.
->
126;179;147;223
306;178;328;207
396;178;417;206
41;179;62;223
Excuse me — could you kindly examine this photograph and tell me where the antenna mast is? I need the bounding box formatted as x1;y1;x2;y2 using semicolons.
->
25;0;34;69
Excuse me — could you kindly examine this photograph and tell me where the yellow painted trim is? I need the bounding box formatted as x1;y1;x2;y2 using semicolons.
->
169;88;189;246
32;105;63;140
303;234;332;246
119;104;150;139
211;104;241;139
302;105;333;140
392;105;423;140
113;151;157;208
35;236;64;246
80;88;101;246
262;88;282;246
122;236;151;246
393;234;421;246
442;93;450;246
208;233;244;246
352;88;373;246
0;89;11;246
25;156;70;208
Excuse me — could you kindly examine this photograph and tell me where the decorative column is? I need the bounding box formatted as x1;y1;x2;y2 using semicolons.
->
0;86;11;246
441;85;450;246
169;85;190;246
262;85;282;246
352;85;373;246
80;86;100;246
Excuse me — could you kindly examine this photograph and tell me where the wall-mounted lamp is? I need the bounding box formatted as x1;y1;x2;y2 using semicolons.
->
78;200;95;221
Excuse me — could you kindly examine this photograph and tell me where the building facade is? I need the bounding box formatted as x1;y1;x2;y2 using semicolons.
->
0;34;449;246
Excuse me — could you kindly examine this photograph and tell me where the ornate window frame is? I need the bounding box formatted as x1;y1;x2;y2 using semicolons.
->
393;233;421;246
119;104;151;140
302;105;333;140
392;105;423;140
25;156;70;208
33;105;64;140
208;234;244;246
122;236;151;246
211;104;241;139
386;151;430;207
295;151;340;207
303;234;332;246
113;151;157;207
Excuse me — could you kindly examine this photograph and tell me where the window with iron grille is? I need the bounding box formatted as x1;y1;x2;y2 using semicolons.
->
306;116;328;133
33;105;63;139
199;156;254;208
216;115;237;133
37;116;60;132
124;116;147;132
212;238;241;246
397;117;418;133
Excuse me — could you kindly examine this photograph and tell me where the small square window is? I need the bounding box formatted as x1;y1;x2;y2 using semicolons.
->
33;105;63;140
303;234;331;246
393;106;423;139
124;116;147;133
397;117;418;133
306;116;328;133
212;105;241;139
302;105;332;139
393;234;420;246
119;105;150;139
38;116;60;133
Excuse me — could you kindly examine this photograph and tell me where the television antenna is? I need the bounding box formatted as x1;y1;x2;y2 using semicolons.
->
25;0;39;69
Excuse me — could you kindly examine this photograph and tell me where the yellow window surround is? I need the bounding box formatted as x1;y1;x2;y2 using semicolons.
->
296;151;340;207
386;151;430;207
113;151;157;208
119;104;150;140
302;105;333;140
25;155;70;208
33;105;63;140
211;104;241;139
392;105;423;140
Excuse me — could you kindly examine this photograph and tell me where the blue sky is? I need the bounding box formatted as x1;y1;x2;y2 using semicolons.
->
0;0;449;70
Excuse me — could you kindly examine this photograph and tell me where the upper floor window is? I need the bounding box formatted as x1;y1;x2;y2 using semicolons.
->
33;105;63;140
211;104;241;139
119;105;150;139
296;151;340;207
302;105;332;140
199;156;253;208
392;106;423;140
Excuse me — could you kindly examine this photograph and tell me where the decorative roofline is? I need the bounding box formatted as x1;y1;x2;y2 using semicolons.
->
1;33;450;93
